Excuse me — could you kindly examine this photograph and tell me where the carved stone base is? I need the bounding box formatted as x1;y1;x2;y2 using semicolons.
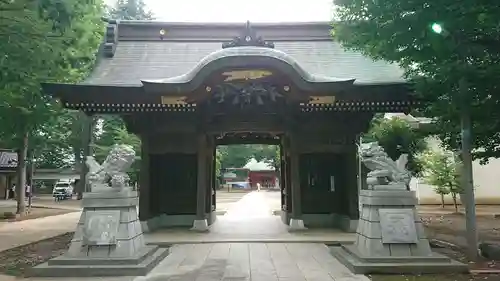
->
29;189;169;277
330;244;468;274
330;190;468;274
191;219;209;232
289;218;307;231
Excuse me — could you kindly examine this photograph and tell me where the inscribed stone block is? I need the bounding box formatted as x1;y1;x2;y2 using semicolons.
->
379;209;418;244
83;210;121;246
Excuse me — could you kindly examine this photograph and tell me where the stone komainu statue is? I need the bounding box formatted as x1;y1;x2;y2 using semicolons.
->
358;142;411;189
85;144;136;191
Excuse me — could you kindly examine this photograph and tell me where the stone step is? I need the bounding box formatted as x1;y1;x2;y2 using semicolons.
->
29;247;169;277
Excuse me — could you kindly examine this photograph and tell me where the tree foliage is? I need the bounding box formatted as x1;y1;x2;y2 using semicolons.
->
363;117;428;176
0;0;105;212
217;145;279;171
91;0;154;184
418;149;463;212
108;0;154;20
333;0;500;162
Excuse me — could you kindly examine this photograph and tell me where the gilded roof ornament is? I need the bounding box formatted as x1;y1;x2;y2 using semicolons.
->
222;21;275;49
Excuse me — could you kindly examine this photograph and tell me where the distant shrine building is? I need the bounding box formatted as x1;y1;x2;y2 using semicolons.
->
42;21;419;232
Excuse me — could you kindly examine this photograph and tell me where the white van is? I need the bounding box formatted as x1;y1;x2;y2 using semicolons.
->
52;180;74;199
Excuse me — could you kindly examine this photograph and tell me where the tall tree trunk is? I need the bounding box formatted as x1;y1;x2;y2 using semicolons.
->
16;132;28;215
440;194;445;208
452;193;459;213
74;147;83;200
26;149;34;208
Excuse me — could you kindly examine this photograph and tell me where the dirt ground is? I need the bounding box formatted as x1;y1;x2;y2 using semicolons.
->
0;207;74;222
418;205;500;248
0;232;72;277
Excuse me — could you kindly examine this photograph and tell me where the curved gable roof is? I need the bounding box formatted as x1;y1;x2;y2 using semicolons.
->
84;21;405;86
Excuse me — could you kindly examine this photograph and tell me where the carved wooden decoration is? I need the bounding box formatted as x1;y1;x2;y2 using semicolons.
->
309;96;336;104
103;23;118;57
222;70;273;82
211;82;284;106
222;21;275;49
161;96;188;105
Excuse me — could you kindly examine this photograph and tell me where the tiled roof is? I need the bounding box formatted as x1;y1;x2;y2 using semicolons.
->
84;21;405;85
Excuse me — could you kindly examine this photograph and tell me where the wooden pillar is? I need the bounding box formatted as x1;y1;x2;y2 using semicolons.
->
289;134;302;219
279;142;286;211
205;137;214;214
211;145;217;212
195;134;208;221
346;144;360;220
138;135;151;221
79;114;93;193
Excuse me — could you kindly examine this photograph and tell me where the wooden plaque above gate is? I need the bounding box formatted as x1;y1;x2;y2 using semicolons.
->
221;70;273;82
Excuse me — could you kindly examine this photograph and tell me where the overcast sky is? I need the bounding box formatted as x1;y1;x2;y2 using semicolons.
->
105;0;334;22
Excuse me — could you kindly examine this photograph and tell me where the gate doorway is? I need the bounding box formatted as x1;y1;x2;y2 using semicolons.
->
214;143;281;228
42;21;419;236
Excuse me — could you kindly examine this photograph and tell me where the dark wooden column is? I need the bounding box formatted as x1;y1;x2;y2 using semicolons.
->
195;134;208;220
205;137;215;214
79;113;93;193
138;135;151;221
346;144;360;220
211;144;217;212
279;142;287;211
289;134;302;219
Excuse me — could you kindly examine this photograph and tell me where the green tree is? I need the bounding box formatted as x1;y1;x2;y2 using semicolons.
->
364;117;428;176
252;145;280;169
217;145;254;169
108;0;154;20
92;0;155;183
418;149;462;212
333;0;500;163
0;0;104;214
217;144;279;170
93;116;141;183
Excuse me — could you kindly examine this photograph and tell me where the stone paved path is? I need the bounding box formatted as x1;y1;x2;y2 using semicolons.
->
17;243;368;281
0;191;364;281
139;243;369;281
223;191;275;218
147;191;354;244
211;191;289;237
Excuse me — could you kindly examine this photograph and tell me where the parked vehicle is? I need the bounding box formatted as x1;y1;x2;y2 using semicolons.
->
52;181;74;200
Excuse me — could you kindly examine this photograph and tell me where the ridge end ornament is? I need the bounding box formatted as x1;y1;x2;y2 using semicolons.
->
222;21;275;49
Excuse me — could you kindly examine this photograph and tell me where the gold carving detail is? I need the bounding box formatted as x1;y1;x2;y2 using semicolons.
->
222;70;273;82
308;96;336;104
161;96;187;105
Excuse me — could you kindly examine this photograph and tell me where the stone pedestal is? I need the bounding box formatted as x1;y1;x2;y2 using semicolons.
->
289;218;307;231
191;219;209;232
331;189;468;274
30;189;169;277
